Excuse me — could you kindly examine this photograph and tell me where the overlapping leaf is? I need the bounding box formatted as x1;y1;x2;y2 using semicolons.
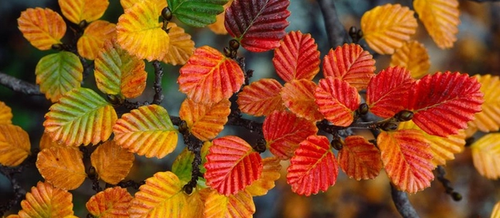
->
36;146;86;190
378;129;434;193
323;43;376;90
361;4;417;54
172;148;196;183
0;101;13;124
59;0;109;24
113;104;178;158
468;75;500;132
390;41;430;79
203;189;255;218
225;0;290;52
39;132;66;150
471;133;500;179
18;8;66;50
181;188;205;218
179;98;230;141
36;51;83;102
208;0;234;34
91;140;135;184
204;136;263;195
178;46;244;104
492;201;500;218
287;135;338;196
77;20;116;60
18;182;74;218
281;79;323;122
162;22;195;66
86;187;133;218
414;0;459;49
168;0;227;27
273;31;320;82
44;87;117;146
315;77;360;127
338;135;382;180
245;157;281;196
237;78;285;116
0;124;31;166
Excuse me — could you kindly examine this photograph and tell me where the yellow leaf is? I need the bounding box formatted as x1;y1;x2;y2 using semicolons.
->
471;133;500;179
245;157;281;196
86;187;133;218
361;4;417;54
0;101;12;124
91;140;135;184
77;20;116;60
414;0;459;49
121;0;166;11
18;8;66;50
468;74;500;132
162;22;195;65
181;188;205;218
59;0;109;24
492;201;500;218
208;0;233;34
390;41;430;79
0;124;31;167
179;98;230;141
18;182;74;218
36;146;86;190
203;189;255;218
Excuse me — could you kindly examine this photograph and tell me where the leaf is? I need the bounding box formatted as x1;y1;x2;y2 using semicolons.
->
172;148;196;183
113;104;178;158
181;188;205;218
338;135;382;180
204;136;263;195
86;187;133;218
77;20;116;60
471;133;500;179
167;0;227;27
322;43;376;90
58;0;109;24
414;0;459;49
18;8;66;50
36;146;86;190
36;51;83;102
208;0;234;34
129;171;187;218
0;101;13;124
203;189;255;218
406;72;483;137
272;31;320;82
468;74;500;132
95;40;147;98
179;98;230;141
43;87;117;146
178;46;244;104
315;77;360;127
40;132;67;151
18;182;74;218
492;201;500;218
91;140;135;184
263;111;318;160
225;0;290;52
361;4;418;54
0;124;31;166
162;22;195;66
390;41;430;79
378;129;434;193
237;78;286;117
280;79;323;122
245;157;281;196
116;0;169;61
366;66;415;118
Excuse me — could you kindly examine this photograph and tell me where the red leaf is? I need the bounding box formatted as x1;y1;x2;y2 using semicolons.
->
224;0;290;52
323;43;376;90
406;72;483;136
366;66;415;118
272;31;320;82
287;135;338;196
204;136;263;195
263;111;318;160
237;78;286;116
338;136;382;180
315;77;360;127
281;79;323;122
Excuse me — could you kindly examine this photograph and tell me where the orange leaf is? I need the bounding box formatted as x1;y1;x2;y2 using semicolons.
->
338;135;382;180
18;182;74;218
315;77;360;127
414;0;459;49
491;201;500;218
237;78;286;117
178;46;244;104
280;79;323;122
471;133;500;179
91;140;135;184
390;41;430;79
203;189;255;218
86;187;133;218
468;74;500;132
36;146;86;190
39;132;66;150
378;129;434;193
0;124;31;166
58;0;109;24
77;20;116;60
162;22;195;66
179;98;231;141
18;8;66;50
181;188;205;218
0;101;13;124
208;0;234;34
245;157;281;196
322;43;376;90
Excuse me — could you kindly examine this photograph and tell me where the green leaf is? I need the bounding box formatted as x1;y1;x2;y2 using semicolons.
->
172;148;207;187
168;0;228;27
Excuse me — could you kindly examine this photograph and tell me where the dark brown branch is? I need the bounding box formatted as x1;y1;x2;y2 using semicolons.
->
316;0;349;47
391;184;420;218
0;72;43;95
152;61;164;105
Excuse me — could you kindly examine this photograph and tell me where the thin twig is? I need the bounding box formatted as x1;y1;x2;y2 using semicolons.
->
0;72;43;95
152;61;164;105
316;0;349;48
391;184;420;218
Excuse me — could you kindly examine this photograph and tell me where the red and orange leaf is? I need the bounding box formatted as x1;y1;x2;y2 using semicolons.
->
414;0;459;49
237;78;286;117
204;136;263;195
129;171;187;218
272;31;320;82
245;157;281;196
0;101;13;124
86;187;133;218
208;0;234;34
315;77;360;127
18;182;74;218
338;135;382;180
366;66;415;118
468;75;500;132
77;20;116;60
406;72;483;137
225;0;290;52
281;79;323;122
378;129;434;193
178;46;244;104
361;4;418;54
471;133;500;179
179;98;231;141
287;135;338;196
0;124;31;166
162;22;195;66
322;43;376;90
203;189;255;218
18;8;66;50
58;0;109;24
36;146;86;190
390;41;430;79
39;132;66;150
263;111;318;160
113;104;178;158
91;140;135;184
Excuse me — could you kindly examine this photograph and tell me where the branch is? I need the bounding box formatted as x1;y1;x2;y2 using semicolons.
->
0;72;43;95
391;184;420;218
152;61;164;105
316;0;349;48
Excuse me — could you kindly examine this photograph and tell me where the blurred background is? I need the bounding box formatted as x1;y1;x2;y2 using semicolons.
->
1;0;500;217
